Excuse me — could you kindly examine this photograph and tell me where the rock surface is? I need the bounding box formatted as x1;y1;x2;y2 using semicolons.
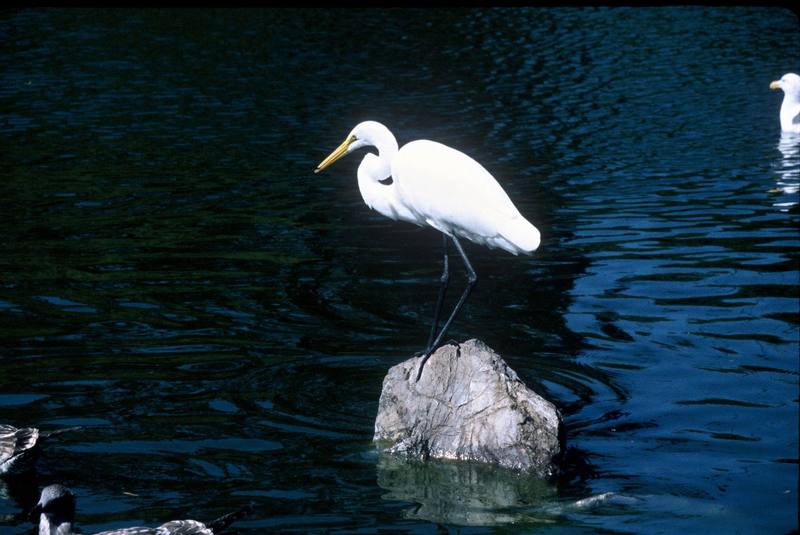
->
373;339;562;476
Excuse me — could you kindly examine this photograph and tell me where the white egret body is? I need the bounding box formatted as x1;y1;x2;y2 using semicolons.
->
321;121;540;253
315;121;540;380
770;73;800;133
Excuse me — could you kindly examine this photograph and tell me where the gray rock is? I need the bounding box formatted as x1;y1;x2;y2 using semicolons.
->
373;339;562;476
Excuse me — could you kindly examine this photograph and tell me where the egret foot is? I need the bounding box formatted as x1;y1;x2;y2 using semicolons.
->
414;339;464;382
443;339;462;355
415;350;433;383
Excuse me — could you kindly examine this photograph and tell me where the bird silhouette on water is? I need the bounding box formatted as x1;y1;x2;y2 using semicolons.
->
31;484;252;535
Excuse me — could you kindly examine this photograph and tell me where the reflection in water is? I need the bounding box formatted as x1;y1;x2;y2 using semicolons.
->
376;453;639;527
376;453;556;526
772;132;800;211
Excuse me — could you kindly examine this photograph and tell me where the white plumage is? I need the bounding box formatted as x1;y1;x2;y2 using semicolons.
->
315;120;540;379
393;139;540;254
770;73;800;133
317;121;540;255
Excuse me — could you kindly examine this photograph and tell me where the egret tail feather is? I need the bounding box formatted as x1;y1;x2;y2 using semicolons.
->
498;216;541;255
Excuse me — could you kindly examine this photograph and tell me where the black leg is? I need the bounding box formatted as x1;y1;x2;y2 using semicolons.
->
426;233;449;351
416;234;477;382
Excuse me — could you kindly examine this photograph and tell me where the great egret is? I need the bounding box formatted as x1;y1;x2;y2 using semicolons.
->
770;73;800;133
315;121;540;381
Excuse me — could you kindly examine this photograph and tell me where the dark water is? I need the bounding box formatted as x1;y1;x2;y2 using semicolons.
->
1;7;798;534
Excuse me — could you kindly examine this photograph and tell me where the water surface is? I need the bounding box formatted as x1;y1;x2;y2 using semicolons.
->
1;7;798;534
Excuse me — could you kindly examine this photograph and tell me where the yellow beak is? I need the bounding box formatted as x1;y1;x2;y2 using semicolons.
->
314;136;354;174
770;80;781;90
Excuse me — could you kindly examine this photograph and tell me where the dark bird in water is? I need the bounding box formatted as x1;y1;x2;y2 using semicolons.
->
31;484;253;535
1;424;80;477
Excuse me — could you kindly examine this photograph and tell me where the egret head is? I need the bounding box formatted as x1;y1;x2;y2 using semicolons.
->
770;73;800;96
314;121;394;173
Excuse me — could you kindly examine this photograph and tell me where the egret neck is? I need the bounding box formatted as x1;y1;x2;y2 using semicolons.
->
355;126;416;223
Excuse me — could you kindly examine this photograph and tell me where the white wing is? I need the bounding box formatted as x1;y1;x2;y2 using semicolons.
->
392;140;539;253
393;140;520;237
